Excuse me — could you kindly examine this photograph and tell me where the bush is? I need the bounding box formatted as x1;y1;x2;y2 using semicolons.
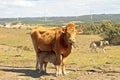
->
100;21;120;45
78;21;120;45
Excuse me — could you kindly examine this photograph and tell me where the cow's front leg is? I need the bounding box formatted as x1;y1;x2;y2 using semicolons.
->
102;48;106;53
95;48;98;53
55;54;62;76
56;65;62;76
62;57;67;75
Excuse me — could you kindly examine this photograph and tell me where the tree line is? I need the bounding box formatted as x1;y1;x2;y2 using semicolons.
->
77;21;120;45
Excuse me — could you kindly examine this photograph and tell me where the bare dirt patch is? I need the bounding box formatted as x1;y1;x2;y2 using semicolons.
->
0;64;120;80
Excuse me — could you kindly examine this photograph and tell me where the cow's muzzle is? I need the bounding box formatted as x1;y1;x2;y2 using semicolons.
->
68;38;75;44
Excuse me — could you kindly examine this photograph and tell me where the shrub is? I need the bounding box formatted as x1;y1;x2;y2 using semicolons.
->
78;21;120;45
100;21;120;45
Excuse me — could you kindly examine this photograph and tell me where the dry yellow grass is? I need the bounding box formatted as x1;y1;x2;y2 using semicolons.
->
0;27;120;80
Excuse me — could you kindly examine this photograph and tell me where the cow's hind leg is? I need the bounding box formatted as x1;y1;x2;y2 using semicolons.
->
95;48;98;53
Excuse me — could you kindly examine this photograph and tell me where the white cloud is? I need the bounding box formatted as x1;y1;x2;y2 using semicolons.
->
0;0;35;7
0;0;120;18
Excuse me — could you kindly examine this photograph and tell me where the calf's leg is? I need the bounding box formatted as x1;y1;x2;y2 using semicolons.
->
44;62;48;73
36;55;39;71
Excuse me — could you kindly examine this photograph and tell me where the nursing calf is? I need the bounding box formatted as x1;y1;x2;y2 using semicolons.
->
37;51;56;73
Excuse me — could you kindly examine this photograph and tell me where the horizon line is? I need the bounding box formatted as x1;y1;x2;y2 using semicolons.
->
0;13;120;18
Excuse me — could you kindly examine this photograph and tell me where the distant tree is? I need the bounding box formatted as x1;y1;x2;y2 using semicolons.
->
78;21;120;45
100;21;120;45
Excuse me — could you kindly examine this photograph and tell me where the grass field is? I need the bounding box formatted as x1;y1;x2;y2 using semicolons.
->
0;27;120;80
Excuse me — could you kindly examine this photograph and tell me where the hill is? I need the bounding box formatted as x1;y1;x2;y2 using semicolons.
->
0;14;120;24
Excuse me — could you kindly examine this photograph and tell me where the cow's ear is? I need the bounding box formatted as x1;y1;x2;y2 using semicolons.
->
75;30;77;32
76;28;83;34
76;25;79;28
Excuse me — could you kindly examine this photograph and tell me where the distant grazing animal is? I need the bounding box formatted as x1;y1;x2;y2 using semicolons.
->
30;23;83;76
37;51;56;73
90;40;109;53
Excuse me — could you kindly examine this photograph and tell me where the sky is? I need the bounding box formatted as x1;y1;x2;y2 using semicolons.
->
0;0;120;18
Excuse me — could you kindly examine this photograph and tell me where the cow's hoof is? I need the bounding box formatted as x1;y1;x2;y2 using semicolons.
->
36;69;39;72
63;71;67;76
63;71;70;76
56;72;62;76
38;69;44;73
38;70;47;74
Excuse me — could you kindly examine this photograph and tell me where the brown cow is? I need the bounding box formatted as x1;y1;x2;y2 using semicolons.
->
30;23;82;76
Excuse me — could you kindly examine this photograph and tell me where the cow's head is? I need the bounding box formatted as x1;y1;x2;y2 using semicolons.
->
64;23;76;44
103;40;109;46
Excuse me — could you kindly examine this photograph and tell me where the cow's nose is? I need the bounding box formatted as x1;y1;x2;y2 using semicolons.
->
69;38;75;44
72;38;76;43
